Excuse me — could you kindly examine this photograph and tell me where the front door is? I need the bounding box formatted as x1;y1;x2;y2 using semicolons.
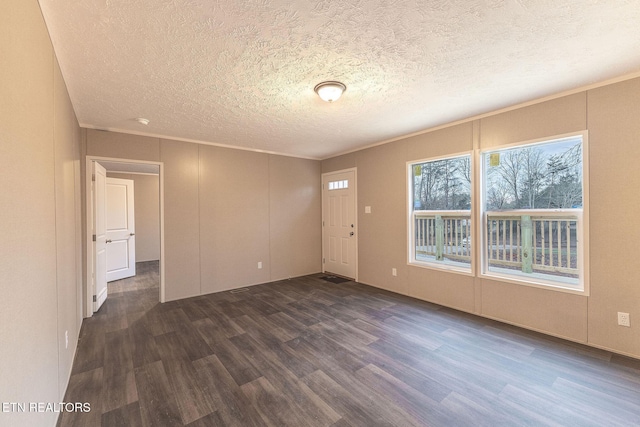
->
106;177;136;282
322;169;357;279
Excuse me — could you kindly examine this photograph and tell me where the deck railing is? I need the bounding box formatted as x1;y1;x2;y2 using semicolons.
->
485;212;579;279
413;211;580;280
414;212;471;264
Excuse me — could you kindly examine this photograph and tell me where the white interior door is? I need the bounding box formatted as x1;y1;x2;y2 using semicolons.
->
322;170;357;279
106;177;136;282
92;162;108;312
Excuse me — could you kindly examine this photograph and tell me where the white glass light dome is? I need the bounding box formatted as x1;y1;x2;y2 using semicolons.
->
314;81;346;102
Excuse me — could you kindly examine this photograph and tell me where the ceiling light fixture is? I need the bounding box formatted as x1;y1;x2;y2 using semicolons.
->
135;117;150;125
314;81;346;103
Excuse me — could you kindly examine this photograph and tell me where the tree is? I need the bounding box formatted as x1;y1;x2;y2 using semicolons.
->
545;154;566;208
520;147;546;208
541;143;582;208
497;150;523;207
460;156;472;185
414;157;470;210
415;161;442;209
486;177;511;210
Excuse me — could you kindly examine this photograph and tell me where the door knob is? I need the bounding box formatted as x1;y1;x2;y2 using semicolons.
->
350;232;354;236
129;233;135;236
106;239;112;243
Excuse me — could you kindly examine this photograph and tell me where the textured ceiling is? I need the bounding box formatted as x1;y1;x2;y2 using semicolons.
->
40;0;640;159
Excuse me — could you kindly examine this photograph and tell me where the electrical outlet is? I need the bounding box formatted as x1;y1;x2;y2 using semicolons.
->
618;312;630;327
258;261;262;269
65;330;69;349
392;268;397;276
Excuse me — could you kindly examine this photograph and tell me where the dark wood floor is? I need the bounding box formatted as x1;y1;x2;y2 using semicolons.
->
59;262;640;426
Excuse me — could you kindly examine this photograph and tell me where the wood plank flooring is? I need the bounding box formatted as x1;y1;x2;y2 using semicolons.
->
59;262;640;426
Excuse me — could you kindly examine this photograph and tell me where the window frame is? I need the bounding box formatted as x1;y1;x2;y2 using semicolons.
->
477;131;590;295
407;151;475;275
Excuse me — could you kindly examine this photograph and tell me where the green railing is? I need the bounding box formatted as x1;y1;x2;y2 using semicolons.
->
415;212;471;264
486;213;579;279
413;211;580;281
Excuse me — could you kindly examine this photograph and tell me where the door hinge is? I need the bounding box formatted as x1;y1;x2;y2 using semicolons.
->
322;221;324;227
92;173;95;182
92;295;96;302
323;258;325;264
92;234;96;242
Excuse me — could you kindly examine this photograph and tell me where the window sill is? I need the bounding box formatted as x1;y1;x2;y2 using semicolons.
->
480;269;587;295
408;258;474;277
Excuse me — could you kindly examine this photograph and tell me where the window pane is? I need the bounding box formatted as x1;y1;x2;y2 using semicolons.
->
414;215;472;266
485;214;579;286
484;137;582;211
481;135;584;290
409;154;472;272
412;156;471;211
328;180;349;191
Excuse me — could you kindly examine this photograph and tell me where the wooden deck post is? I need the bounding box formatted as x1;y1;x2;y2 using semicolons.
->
521;215;533;273
435;215;444;261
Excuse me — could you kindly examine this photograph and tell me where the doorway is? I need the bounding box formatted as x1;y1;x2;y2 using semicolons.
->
85;156;165;317
322;168;358;280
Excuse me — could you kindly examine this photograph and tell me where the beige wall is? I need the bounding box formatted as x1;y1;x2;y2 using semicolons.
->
1;1;82;426
269;155;322;281
86;132;322;301
323;79;640;359
107;173;160;262
587;78;640;357
53;57;83;400
199;145;271;292
161;139;202;300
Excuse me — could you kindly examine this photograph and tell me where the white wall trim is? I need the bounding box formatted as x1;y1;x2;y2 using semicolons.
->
106;171;159;177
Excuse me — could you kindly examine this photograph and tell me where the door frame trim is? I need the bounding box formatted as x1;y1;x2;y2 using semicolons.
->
85;156;166;317
321;167;358;282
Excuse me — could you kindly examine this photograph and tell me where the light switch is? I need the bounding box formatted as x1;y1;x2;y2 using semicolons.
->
365;206;371;214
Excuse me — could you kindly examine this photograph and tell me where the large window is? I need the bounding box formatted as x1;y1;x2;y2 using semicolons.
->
481;133;587;291
407;133;587;292
408;154;472;272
